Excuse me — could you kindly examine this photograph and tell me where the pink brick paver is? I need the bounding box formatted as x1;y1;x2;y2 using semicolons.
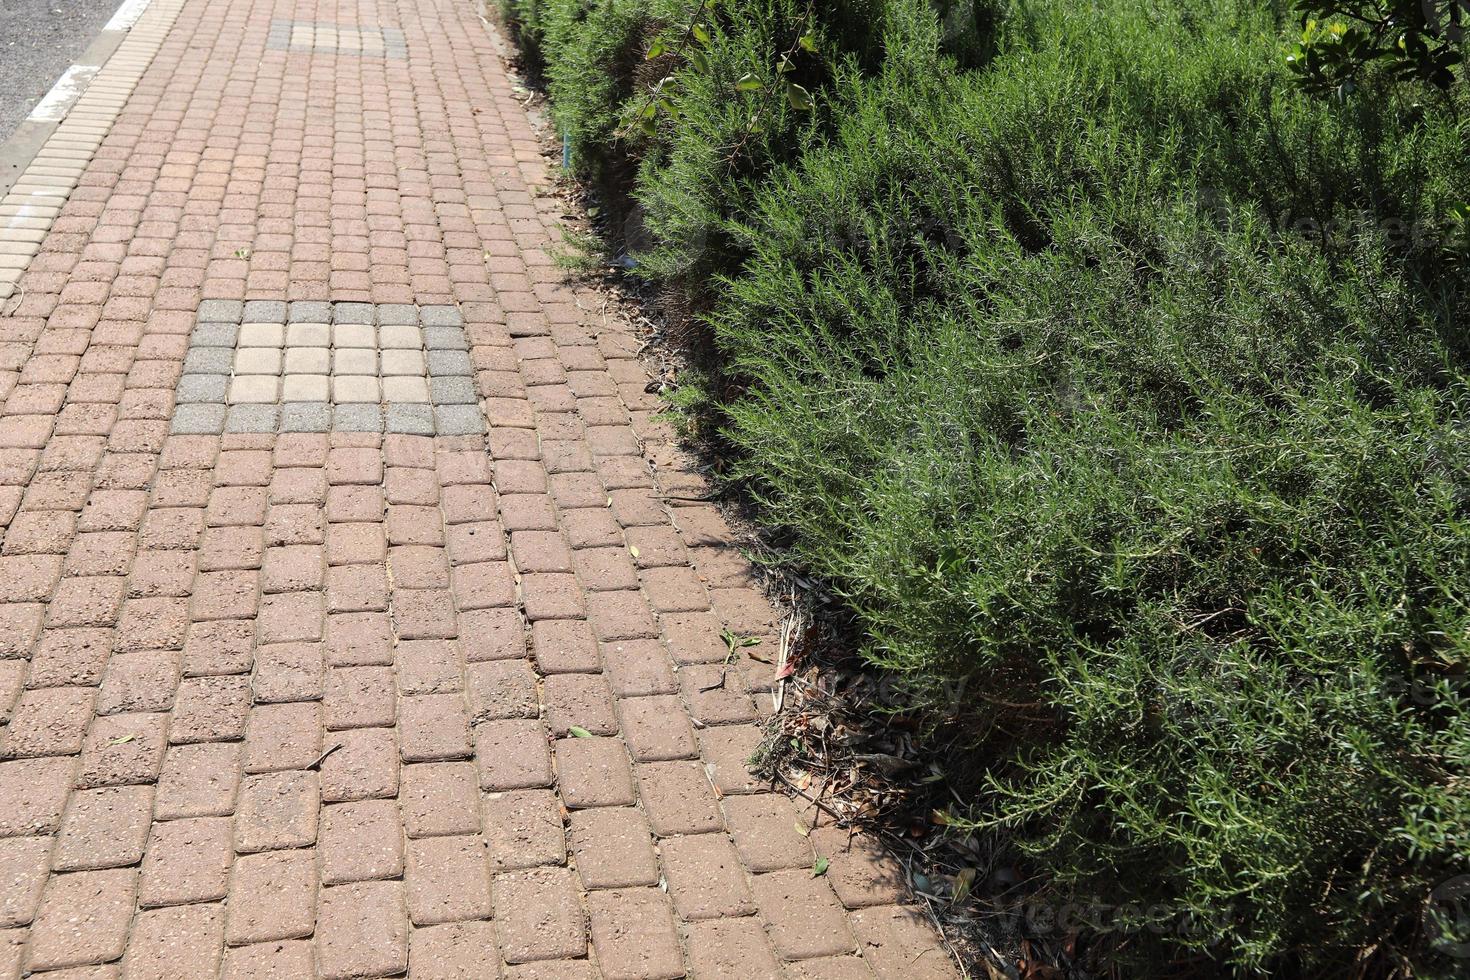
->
0;0;960;975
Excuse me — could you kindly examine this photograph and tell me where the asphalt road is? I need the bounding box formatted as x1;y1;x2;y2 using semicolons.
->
0;0;123;144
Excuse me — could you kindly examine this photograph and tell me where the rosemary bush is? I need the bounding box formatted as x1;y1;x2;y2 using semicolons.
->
497;0;1470;973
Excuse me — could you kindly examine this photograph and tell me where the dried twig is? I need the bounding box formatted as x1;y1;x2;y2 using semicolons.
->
307;742;343;771
2;282;25;318
774;604;799;713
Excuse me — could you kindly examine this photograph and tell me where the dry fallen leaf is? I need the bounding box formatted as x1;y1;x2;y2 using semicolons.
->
953;867;977;904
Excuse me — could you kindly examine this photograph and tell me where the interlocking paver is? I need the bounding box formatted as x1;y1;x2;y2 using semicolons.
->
458;607;525;662
504;961;599;980
26;867;137;970
154;743;240;820
399;762;480;840
556;736;635;809
752;869;859;960
474;719;554;791
225;850;317;946
619;694;697;761
241;702;322;773
394;640;462;695
323;666;395;730
138;817;233;907
446;521;507;565
325;611;394;666
542;672;617;736
686;918;786;979
0;836;49;928
0;0;954;971
1;687;94;757
316;881;409;979
53;786;154;872
405;835;493;926
568;806;659;891
125;903;227;980
851;905;961;979
97;651;179;715
252;641;325;703
636;760;724;836
531;619;601;675
398;693;471;761
483;788;566;871
587;888;685;980
661;833;757;920
493;866;586;964
465;660;539;723
811;826;912;909
409;921;503;978
727;793;816;872
320;800;405;885
77;711;167;786
681;662;760;725
319;727;400;802
222;939;316;979
234;770;320;853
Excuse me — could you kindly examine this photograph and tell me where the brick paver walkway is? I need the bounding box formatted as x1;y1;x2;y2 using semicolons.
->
0;0;959;976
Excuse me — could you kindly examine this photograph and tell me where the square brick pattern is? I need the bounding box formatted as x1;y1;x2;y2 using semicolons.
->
171;302;484;436
266;19;407;58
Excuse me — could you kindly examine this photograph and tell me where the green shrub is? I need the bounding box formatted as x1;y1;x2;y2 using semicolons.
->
500;0;1470;974
499;0;985;283
630;0;997;290
1286;0;1466;95
496;0;663;188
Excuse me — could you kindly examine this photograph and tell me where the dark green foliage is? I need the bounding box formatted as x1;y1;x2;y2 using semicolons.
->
495;0;663;186
497;0;1470;974
1287;0;1465;95
499;0;979;283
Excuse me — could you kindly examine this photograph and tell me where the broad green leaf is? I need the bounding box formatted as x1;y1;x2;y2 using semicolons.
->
785;82;814;111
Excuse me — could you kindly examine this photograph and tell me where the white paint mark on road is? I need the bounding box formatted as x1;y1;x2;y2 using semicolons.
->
104;0;154;32
27;65;100;122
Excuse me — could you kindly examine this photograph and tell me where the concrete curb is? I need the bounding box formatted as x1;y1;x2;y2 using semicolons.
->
0;0;185;304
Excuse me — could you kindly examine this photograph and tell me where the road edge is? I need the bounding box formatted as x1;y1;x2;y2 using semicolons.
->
0;0;185;305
